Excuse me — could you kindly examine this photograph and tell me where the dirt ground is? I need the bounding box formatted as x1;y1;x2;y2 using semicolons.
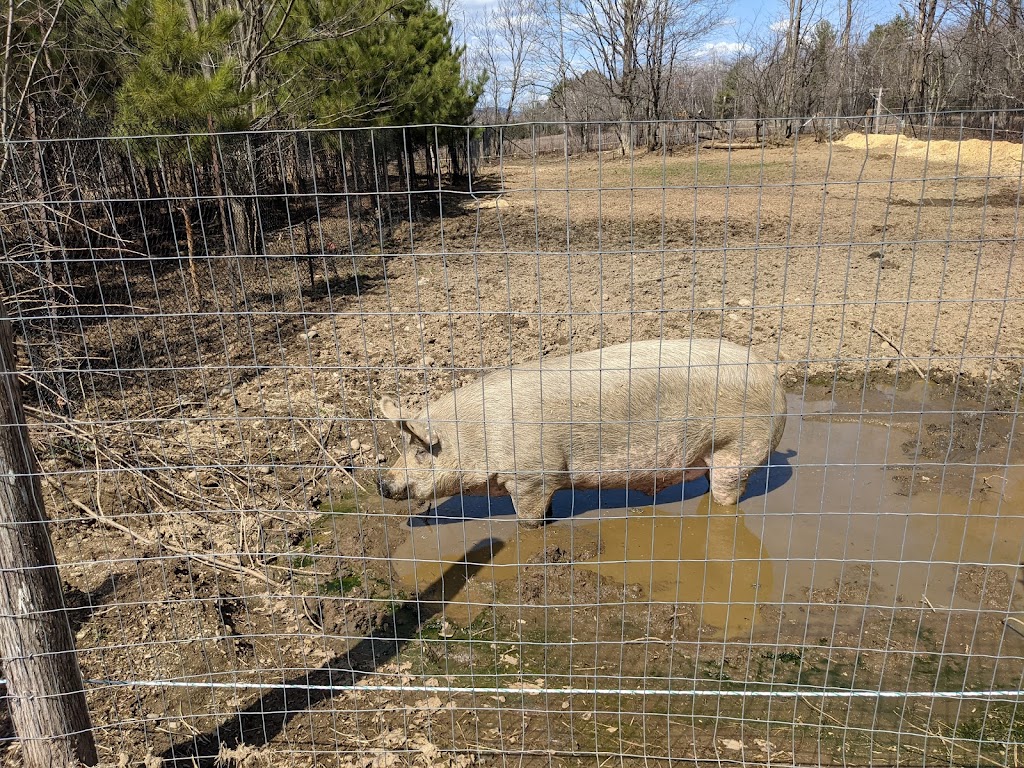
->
3;133;1024;767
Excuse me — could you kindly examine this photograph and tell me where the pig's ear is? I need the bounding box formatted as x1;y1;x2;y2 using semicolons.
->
404;418;440;449
378;396;404;423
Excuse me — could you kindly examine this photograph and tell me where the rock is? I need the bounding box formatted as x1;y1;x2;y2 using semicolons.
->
359;442;371;452
867;250;883;259
299;329;318;342
349;439;361;452
423;355;435;367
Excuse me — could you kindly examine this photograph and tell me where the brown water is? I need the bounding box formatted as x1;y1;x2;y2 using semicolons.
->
391;393;1024;640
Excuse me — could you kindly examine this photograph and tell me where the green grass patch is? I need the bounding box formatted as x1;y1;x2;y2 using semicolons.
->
318;492;360;516
319;574;362;595
614;159;793;187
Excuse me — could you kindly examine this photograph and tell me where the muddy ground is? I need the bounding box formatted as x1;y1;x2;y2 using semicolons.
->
2;134;1024;767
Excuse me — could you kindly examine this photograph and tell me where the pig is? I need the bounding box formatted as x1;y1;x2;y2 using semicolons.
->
377;338;787;527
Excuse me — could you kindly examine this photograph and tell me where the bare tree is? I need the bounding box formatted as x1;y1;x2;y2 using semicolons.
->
781;0;806;131
729;22;789;130
470;0;544;122
0;0;72;170
639;0;723;146
776;0;827;132
549;70;620;148
905;0;948;115
549;0;726;152
665;55;732;119
837;0;856;114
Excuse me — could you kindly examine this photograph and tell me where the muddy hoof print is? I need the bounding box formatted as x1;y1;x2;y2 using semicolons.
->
528;545;571;565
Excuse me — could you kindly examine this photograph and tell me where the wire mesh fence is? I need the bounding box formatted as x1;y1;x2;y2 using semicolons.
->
1;114;1023;767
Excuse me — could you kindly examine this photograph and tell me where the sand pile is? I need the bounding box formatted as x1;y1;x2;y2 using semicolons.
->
836;132;1024;176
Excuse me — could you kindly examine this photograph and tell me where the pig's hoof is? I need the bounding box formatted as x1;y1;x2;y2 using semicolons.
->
518;518;548;530
708;495;741;514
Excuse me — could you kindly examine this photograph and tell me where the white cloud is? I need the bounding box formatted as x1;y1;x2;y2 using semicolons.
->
696;40;749;58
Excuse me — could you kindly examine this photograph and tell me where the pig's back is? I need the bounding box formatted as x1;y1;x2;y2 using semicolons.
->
470;339;775;409
447;339;783;470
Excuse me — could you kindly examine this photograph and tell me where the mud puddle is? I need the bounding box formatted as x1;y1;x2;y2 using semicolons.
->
390;391;1024;641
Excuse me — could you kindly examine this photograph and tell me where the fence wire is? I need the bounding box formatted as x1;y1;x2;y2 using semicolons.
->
1;114;1023;767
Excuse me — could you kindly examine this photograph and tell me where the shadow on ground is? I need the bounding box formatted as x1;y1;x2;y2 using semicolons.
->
159;542;504;766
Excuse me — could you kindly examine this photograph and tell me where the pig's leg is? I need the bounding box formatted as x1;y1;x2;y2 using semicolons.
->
683;458;709;482
707;448;747;506
504;477;555;529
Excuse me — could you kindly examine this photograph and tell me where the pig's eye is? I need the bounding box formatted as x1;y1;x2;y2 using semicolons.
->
414;447;430;461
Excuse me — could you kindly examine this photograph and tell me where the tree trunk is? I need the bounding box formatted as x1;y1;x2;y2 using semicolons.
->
180;203;201;301
0;306;97;768
404;131;417;181
783;0;805;131
229;196;253;255
207;116;232;255
839;0;853;115
911;0;940;116
618;0;639;154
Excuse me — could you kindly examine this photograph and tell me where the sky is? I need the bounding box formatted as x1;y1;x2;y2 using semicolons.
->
452;0;899;111
457;0;897;63
698;0;896;56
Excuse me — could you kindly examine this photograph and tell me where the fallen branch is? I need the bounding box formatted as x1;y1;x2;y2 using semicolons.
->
296;418;370;493
27;405;221;510
1004;616;1024;638
800;696;846;727
61;493;286;590
901;719;1006;768
871;327;927;379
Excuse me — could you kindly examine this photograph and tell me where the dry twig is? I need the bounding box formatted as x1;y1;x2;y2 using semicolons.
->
871;327;927;379
901;719;1006;768
60;493;286;590
1004;616;1024;638
296;418;369;493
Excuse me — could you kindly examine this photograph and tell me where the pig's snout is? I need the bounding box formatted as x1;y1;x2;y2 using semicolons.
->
378;472;410;500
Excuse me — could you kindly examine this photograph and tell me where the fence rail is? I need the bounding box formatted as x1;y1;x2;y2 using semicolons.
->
1;115;1023;767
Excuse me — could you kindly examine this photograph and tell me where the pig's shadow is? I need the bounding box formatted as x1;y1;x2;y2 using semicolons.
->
412;449;796;527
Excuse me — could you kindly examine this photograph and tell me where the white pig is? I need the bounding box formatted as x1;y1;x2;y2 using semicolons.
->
378;338;787;527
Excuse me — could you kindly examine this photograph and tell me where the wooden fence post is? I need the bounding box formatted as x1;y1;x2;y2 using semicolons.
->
0;305;97;767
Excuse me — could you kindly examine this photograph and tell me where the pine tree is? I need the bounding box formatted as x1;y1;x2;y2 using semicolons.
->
272;0;482;128
113;0;253;291
114;0;250;146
